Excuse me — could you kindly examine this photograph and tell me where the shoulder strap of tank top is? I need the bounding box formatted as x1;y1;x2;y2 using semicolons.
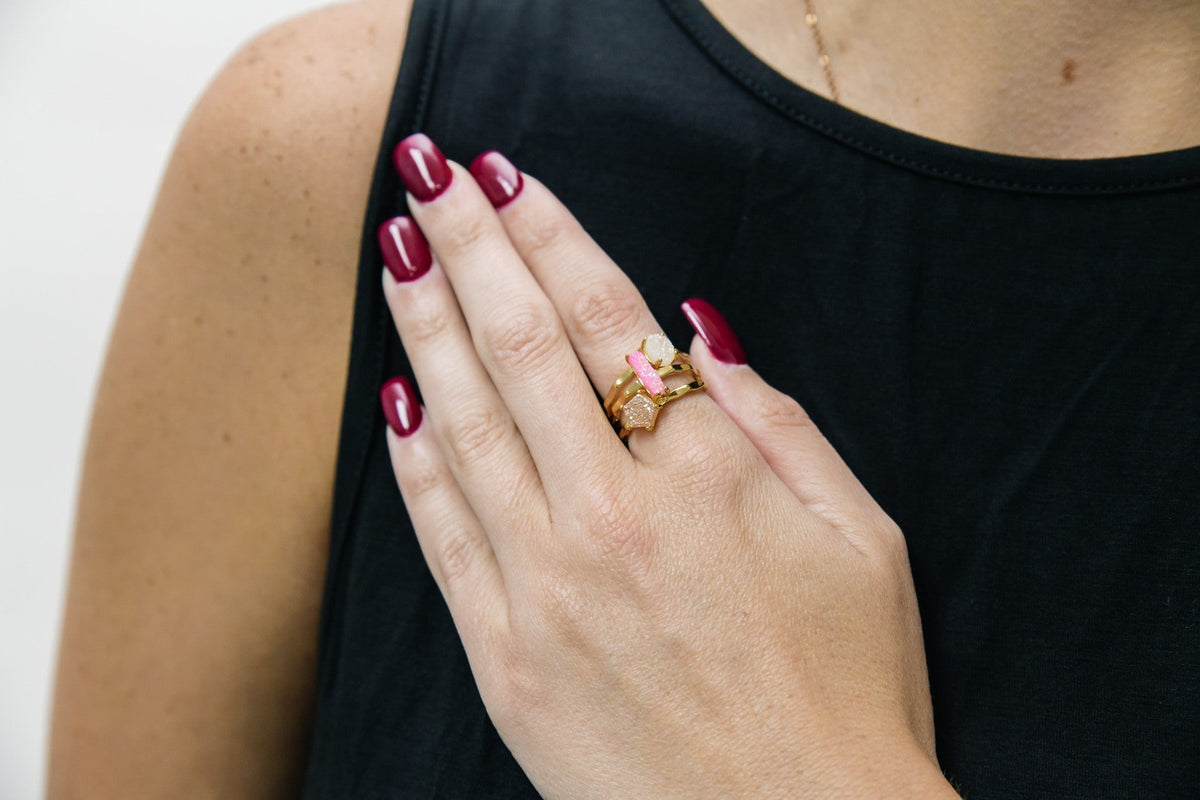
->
316;0;449;678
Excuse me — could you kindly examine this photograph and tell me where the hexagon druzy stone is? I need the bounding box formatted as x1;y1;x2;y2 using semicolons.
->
620;393;659;430
642;333;675;367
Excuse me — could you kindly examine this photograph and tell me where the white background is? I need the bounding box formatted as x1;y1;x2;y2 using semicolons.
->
0;1;338;796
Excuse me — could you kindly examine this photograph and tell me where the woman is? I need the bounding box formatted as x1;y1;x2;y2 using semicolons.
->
49;0;1200;797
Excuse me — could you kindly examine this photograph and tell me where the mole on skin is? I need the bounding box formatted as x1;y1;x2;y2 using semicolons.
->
1062;59;1077;84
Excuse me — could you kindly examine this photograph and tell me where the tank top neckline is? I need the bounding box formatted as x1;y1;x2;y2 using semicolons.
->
659;0;1200;195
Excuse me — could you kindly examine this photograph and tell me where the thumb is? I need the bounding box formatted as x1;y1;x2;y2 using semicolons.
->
682;298;892;536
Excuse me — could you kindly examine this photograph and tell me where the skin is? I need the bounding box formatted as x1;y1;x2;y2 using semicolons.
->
714;0;1200;158
48;0;1199;796
381;155;959;798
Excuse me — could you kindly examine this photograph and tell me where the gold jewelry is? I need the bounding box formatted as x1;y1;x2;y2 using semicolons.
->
603;333;705;440
803;0;840;104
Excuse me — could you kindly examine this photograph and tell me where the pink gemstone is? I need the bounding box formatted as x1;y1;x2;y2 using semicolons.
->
627;350;666;397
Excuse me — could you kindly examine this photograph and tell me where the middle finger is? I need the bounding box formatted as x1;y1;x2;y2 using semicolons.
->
393;134;630;489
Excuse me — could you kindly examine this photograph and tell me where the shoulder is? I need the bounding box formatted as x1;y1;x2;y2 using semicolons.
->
171;0;415;252
50;2;420;796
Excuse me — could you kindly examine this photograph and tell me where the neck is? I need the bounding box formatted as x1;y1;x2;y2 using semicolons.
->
709;0;1200;158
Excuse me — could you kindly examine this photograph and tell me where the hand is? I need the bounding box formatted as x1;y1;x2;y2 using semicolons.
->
377;134;957;799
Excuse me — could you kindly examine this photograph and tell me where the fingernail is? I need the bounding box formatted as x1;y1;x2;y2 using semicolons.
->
380;377;422;436
392;133;452;201
378;216;432;282
469;151;524;208
681;298;746;365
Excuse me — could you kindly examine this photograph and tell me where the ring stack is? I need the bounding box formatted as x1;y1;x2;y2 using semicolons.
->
603;333;704;439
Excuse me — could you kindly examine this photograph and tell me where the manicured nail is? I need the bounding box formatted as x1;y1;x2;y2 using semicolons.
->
380;377;422;436
392;133;452;201
469;151;524;208
681;298;746;365
378;216;432;282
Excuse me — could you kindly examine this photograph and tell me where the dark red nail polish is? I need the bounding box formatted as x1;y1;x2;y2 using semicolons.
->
392;133;453;201
469;151;524;208
681;298;747;365
378;216;432;282
380;377;422;437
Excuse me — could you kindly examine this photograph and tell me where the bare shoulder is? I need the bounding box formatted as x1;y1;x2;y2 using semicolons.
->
49;1;414;797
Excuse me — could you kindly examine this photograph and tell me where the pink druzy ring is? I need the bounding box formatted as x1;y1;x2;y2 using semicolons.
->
603;333;705;440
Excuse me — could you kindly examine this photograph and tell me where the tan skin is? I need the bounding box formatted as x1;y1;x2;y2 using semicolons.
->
49;0;1200;796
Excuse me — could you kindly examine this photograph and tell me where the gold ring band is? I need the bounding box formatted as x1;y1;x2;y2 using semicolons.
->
603;333;705;439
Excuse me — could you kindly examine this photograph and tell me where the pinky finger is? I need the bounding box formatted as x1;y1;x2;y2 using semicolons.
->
381;377;509;649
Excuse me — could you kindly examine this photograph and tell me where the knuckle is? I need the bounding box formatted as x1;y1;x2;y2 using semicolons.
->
442;405;514;468
492;644;549;729
439;211;492;258
480;307;562;375
580;484;653;566
569;281;646;342
534;572;587;630
404;296;456;347
436;526;487;591
752;390;818;435
400;455;449;502
521;213;574;261
670;429;759;500
851;512;911;568
872;517;911;564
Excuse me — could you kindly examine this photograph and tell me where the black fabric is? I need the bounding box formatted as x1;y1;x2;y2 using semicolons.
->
302;0;1200;796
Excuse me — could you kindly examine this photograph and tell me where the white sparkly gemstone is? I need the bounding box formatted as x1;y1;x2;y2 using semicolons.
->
620;393;659;430
642;333;675;367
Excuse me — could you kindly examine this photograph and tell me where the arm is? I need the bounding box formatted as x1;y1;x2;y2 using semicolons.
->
47;2;411;795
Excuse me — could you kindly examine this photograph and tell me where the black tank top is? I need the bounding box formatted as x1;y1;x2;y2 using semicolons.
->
303;1;1200;796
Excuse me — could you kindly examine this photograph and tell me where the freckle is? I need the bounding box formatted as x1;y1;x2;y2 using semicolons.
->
305;54;315;64
239;144;247;155
290;232;300;242
302;188;311;199
263;177;272;187
225;327;235;336
192;182;201;192
222;432;232;444
304;217;312;228
253;144;263;155
274;153;284;163
314;257;323;266
259;273;269;283
282;370;291;379
1062;59;1077;84
193;314;204;325
241;254;253;265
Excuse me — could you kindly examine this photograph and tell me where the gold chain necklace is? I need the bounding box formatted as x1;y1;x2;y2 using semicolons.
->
803;0;840;104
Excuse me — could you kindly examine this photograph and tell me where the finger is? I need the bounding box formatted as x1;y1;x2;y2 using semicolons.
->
682;298;899;540
380;218;547;573
380;378;508;648
469;151;735;454
393;134;629;487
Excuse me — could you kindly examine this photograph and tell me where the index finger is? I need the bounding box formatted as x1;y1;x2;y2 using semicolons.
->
469;151;737;457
